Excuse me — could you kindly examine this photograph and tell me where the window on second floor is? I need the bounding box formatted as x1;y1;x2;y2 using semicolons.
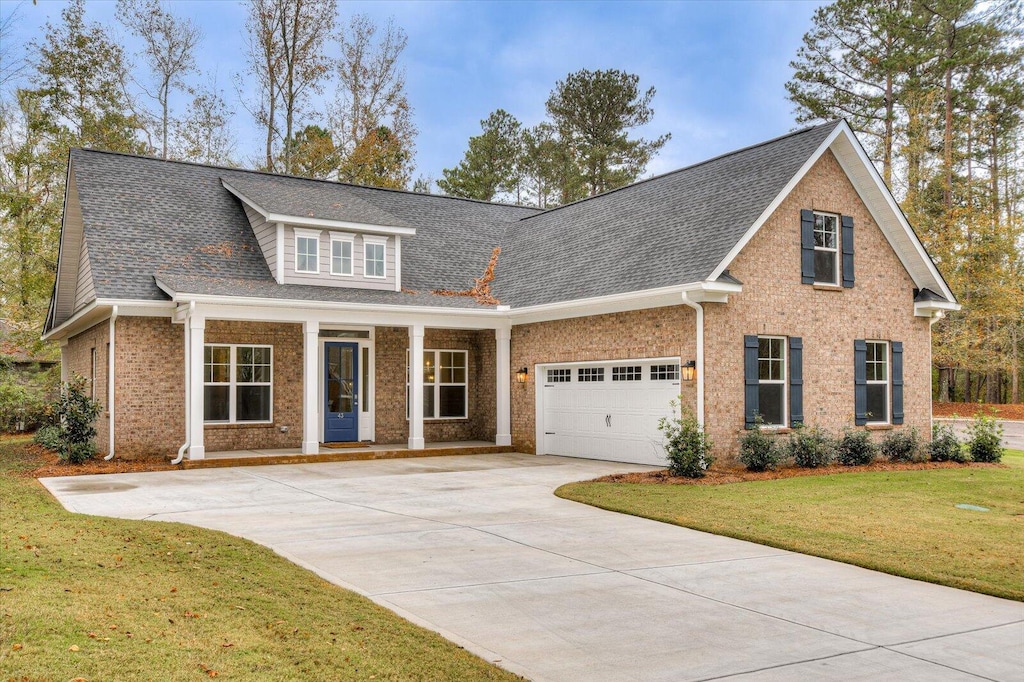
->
331;236;353;276
295;230;320;274
364;239;386;278
813;212;838;285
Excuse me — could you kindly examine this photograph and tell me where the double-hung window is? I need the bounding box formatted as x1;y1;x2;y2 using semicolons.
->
865;341;889;424
757;337;787;427
407;349;468;419
295;229;320;274
813;212;839;285
331;235;353;276
204;344;273;423
364;238;386;278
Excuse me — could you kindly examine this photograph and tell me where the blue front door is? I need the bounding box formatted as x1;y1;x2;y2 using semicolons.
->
324;342;358;442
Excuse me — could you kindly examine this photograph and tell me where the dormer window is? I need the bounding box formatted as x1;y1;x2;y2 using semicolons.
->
331;235;353;276
295;229;321;274
364;237;386;278
813;212;838;285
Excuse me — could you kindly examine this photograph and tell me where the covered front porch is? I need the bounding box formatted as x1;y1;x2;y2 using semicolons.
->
182;440;514;469
174;299;513;461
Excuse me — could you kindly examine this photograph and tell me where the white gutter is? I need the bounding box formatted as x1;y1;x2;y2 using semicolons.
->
680;293;705;427
171;301;195;465
103;306;118;460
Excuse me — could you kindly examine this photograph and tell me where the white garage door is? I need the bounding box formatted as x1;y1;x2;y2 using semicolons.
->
539;359;682;466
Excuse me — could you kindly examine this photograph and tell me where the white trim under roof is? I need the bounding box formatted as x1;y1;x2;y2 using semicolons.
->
41;299;176;341
221;179;417;236
708;121;957;305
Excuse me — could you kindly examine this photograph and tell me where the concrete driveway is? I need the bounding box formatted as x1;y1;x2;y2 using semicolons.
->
41;454;1023;682
936;419;1024;451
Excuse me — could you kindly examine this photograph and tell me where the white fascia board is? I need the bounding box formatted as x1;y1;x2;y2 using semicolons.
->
221;179;416;237
914;299;961;317
41;299;174;341
708;124;844;283
506;284;697;325
680;279;742;303
829;125;957;304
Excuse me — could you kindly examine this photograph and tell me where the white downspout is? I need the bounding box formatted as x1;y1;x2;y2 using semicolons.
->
172;301;195;465
681;294;705;427
103;305;118;460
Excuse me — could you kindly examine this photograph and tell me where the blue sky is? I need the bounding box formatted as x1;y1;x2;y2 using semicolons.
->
1;0;825;183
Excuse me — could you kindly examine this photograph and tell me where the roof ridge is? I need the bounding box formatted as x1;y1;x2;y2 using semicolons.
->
70;147;543;213
517;119;843;223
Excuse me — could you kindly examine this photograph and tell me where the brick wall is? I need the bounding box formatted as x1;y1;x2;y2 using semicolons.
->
510;306;698;454
375;326;497;444
63;320;110;453
702;149;932;460
203;320;303;452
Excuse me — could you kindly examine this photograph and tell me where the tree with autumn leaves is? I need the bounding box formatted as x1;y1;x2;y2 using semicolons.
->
788;0;1023;403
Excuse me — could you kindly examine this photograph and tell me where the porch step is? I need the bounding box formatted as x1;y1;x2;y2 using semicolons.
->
177;444;516;469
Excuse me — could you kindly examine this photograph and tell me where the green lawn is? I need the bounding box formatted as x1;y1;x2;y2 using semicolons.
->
0;437;521;681
557;450;1024;601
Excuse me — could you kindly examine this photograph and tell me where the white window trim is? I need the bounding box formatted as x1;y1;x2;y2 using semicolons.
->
813;211;839;285
406;348;469;420
865;340;890;425
758;335;788;428
204;344;274;424
294;228;321;274
364;236;387;279
330;234;355;277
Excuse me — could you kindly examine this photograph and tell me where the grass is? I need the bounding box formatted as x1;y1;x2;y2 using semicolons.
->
0;437;521;681
557;449;1024;601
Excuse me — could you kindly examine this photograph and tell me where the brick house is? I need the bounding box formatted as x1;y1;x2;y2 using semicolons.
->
43;120;957;464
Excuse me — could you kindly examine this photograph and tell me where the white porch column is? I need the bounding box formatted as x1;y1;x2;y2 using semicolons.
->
495;327;512;446
187;313;206;460
302;320;320;455
409;323;425;450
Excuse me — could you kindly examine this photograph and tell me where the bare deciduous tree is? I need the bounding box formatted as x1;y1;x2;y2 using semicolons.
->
117;0;202;159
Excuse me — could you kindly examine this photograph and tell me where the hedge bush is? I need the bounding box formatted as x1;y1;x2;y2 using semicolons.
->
43;376;102;464
738;418;783;471
658;404;713;478
837;429;878;466
880;428;921;463
787;425;835;468
966;414;1003;463
33;425;63;452
930;422;967;462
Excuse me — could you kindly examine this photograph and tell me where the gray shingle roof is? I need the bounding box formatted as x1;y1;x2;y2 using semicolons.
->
65;121;840;319
222;174;413;229
69;149;538;303
494;121;841;306
155;274;499;309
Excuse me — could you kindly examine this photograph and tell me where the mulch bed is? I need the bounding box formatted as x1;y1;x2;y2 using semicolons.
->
933;402;1024;420
15;443;179;479
593;460;1005;486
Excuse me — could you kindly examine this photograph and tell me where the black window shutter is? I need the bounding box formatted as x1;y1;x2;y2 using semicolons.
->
744;335;759;429
789;337;803;427
801;209;815;284
854;339;867;425
842;215;855;288
892;341;904;424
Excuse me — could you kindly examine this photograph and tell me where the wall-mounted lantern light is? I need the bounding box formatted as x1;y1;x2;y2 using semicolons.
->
682;360;696;382
515;367;529;384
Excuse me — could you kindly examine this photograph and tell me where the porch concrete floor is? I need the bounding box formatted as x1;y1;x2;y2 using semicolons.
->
204;440;498;460
41;453;1024;682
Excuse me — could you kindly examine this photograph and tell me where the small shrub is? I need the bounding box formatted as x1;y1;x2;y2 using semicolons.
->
738;417;782;471
33;425;63;452
837;429;878;466
787;425;835;468
658;402;713;478
48;375;102;464
880;428;921;463
929;422;967;462
966;414;1003;463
